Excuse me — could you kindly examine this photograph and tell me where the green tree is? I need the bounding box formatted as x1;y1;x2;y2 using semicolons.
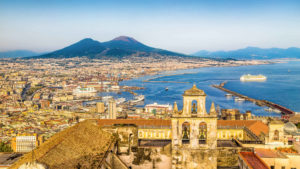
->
0;142;13;152
152;109;157;116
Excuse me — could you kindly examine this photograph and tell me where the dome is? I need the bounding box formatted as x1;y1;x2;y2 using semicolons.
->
284;122;298;134
183;84;206;96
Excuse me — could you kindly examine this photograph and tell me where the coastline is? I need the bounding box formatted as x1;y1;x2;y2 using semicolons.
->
121;59;300;116
141;59;274;83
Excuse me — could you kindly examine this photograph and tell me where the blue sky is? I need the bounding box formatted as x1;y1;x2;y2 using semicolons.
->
0;0;300;54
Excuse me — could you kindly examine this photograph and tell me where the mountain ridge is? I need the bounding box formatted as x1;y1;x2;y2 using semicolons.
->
0;50;39;58
193;46;300;59
29;36;187;59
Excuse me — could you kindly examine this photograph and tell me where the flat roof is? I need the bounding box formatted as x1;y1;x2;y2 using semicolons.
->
255;148;286;158
217;140;241;147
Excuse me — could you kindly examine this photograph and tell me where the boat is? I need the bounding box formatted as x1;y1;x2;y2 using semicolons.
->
225;93;233;97
234;97;245;102
240;74;267;82
116;97;126;104
264;107;281;113
102;96;113;102
130;95;145;103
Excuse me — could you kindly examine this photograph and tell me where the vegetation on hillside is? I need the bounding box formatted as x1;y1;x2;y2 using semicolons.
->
0;141;13;152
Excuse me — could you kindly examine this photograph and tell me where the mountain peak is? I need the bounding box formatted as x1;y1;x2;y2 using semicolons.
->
28;36;186;59
78;38;98;43
112;36;138;43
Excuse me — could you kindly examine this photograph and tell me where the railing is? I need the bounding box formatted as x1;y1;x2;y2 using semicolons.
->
182;139;190;144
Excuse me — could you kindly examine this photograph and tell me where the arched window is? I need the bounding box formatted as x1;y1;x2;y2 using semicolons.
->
191;100;197;116
199;122;207;144
273;130;279;141
182;122;190;144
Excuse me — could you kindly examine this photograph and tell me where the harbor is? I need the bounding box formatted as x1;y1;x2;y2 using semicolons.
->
212;82;295;119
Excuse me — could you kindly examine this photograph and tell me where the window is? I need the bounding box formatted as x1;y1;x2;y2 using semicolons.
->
182;122;190;144
281;167;285;169
199;122;207;144
191;100;197;115
273;130;279;141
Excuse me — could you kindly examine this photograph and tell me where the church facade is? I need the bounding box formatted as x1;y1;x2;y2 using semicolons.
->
171;84;218;169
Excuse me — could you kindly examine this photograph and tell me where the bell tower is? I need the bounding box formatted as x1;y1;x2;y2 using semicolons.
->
171;84;217;149
171;84;218;169
182;84;207;116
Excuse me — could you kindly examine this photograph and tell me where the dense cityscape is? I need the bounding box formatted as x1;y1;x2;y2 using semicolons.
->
0;56;299;169
1;0;300;169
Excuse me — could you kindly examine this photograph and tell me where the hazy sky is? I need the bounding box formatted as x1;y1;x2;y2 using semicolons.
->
0;0;300;54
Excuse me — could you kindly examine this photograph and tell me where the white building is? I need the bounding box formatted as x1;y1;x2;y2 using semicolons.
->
145;102;173;114
16;136;36;152
72;86;97;97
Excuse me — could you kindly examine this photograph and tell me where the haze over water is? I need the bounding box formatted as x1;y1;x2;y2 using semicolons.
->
120;61;300;117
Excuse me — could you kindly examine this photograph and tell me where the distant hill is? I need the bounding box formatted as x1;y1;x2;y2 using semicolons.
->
193;47;300;60
30;36;187;59
0;50;39;58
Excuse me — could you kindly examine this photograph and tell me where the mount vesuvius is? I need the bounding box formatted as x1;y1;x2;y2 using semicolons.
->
29;36;187;59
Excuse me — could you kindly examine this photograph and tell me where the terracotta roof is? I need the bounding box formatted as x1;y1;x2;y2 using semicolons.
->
239;152;270;169
97;119;171;128
218;120;269;136
248;121;269;136
218;120;257;127
255;148;286;158
97;119;269;136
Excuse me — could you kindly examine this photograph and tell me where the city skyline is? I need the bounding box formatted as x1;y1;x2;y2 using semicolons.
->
0;0;300;54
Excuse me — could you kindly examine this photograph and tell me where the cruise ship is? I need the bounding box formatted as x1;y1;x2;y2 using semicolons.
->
240;74;267;82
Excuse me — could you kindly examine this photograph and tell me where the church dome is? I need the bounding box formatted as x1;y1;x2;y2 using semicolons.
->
183;84;206;96
284;122;298;134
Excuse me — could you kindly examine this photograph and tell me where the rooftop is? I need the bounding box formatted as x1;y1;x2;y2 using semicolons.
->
255;148;287;158
217;140;242;147
97;119;171;128
239;152;270;169
217;120;269;136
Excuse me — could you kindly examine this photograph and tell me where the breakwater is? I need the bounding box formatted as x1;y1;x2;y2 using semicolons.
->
212;82;295;119
143;80;189;84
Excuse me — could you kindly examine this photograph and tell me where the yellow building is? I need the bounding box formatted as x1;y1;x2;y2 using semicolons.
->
96;102;105;113
255;148;299;169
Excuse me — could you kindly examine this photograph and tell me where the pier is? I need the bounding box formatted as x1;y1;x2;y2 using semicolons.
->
143;80;189;83
212;82;295;119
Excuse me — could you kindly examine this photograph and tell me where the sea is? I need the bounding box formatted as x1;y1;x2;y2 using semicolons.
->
102;60;300;117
